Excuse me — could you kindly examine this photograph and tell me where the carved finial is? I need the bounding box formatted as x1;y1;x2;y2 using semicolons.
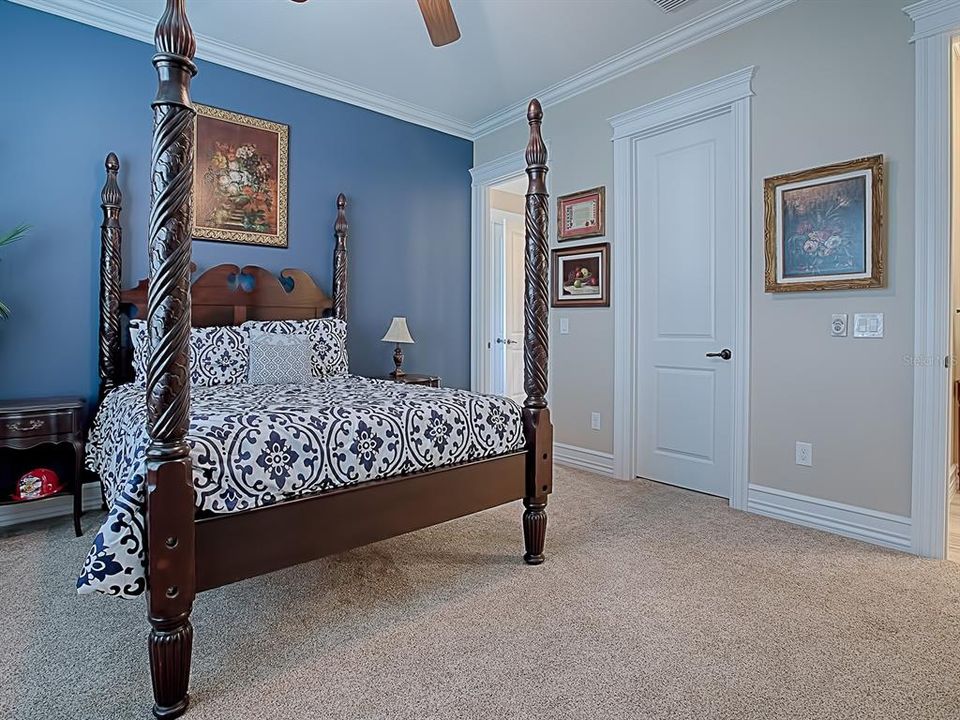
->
155;0;196;59
101;152;122;208
335;193;348;239
525;98;547;194
527;98;543;123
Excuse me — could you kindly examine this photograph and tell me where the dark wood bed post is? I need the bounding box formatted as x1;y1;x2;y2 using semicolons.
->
333;192;348;321
145;1;198;717
521;99;553;565
98;152;123;403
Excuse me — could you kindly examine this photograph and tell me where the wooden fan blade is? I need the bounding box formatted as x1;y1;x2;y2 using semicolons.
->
417;0;461;47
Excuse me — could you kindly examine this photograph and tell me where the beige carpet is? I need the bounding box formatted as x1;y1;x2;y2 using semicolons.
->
2;467;960;720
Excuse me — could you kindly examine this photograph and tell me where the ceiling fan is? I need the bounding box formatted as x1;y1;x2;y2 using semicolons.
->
290;0;461;47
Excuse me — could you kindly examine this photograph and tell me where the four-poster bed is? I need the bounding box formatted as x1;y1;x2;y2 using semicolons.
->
83;1;552;717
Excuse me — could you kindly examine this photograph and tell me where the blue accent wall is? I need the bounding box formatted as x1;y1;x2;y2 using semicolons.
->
0;2;473;404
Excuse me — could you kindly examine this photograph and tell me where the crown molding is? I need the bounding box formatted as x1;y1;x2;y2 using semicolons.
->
609;65;755;140
14;0;794;141
471;0;794;139
9;0;475;139
904;0;960;41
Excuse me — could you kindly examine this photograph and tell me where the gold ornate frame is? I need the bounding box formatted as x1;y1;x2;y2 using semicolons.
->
193;104;289;248
764;155;884;292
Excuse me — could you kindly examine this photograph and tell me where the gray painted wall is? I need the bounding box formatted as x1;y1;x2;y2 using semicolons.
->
474;0;915;516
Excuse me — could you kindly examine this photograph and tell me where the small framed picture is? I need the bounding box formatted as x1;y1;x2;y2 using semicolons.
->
764;155;884;292
557;186;605;241
551;243;610;308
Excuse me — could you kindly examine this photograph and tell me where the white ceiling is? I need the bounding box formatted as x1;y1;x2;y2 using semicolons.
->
15;0;792;138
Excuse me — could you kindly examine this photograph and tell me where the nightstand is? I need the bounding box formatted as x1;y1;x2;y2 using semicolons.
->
0;397;86;536
383;373;442;388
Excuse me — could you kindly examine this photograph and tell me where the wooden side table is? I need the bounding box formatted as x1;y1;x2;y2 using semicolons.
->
0;397;86;536
382;373;442;388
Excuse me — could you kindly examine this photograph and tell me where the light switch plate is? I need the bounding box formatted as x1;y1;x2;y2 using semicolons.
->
559;317;569;335
853;313;884;338
831;313;847;337
590;412;601;431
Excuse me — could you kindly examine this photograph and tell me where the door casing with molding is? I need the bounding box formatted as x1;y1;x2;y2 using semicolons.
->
610;67;753;510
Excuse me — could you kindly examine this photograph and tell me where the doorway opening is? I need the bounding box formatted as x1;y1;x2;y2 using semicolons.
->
948;38;960;562
488;175;527;403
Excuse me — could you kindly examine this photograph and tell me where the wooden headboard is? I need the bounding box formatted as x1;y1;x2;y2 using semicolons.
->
120;265;334;327
96;154;349;399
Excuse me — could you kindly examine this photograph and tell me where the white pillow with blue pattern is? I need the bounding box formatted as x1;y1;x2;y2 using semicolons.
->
240;318;348;379
246;329;312;385
128;319;249;387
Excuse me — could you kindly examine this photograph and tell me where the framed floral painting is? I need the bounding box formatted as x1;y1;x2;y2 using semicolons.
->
193;104;289;247
551;243;610;307
764;155;884;292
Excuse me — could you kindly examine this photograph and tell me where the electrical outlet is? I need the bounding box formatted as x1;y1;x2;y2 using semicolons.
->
591;412;601;431
795;441;812;467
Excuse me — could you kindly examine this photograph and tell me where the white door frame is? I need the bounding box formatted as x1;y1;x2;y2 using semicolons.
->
609;66;754;510
905;0;960;558
470;150;527;393
469;145;548;393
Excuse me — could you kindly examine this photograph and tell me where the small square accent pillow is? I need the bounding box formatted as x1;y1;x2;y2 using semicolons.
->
241;318;348;379
247;329;312;385
129;320;249;388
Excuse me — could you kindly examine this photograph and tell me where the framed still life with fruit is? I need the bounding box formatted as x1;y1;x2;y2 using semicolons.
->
764;155;884;292
193;104;289;247
551;243;610;307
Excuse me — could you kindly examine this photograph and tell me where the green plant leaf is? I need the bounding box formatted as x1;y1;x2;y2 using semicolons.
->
0;224;30;248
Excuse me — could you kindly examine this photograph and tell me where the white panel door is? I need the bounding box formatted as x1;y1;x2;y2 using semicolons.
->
504;225;526;404
491;209;525;402
634;112;735;498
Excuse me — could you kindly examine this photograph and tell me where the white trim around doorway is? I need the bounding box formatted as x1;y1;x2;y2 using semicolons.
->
469;144;549;395
609;66;754;510
904;0;960;558
470;150;527;394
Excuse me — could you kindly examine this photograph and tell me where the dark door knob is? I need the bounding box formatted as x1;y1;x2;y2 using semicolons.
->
705;348;732;360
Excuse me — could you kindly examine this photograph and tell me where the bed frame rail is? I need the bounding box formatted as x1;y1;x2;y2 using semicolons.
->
195;452;527;592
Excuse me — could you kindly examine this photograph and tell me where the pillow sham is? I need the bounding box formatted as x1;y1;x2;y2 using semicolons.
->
240;318;348;379
129;320;249;388
246;330;312;385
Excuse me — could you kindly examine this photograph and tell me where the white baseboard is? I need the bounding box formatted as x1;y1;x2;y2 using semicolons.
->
554;442;615;476
747;483;912;552
0;483;102;530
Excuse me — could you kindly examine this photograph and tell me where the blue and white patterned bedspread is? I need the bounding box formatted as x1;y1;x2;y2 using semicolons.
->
79;376;525;598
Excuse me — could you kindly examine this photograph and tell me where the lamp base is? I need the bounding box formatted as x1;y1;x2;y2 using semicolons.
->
390;344;405;377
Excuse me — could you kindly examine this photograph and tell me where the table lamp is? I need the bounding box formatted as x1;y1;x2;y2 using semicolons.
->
381;316;415;377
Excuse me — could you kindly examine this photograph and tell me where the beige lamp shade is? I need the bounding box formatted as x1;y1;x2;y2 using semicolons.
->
381;317;415;344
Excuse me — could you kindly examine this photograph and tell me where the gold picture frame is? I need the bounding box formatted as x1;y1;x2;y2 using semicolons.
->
193;104;289;248
764;155;884;292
